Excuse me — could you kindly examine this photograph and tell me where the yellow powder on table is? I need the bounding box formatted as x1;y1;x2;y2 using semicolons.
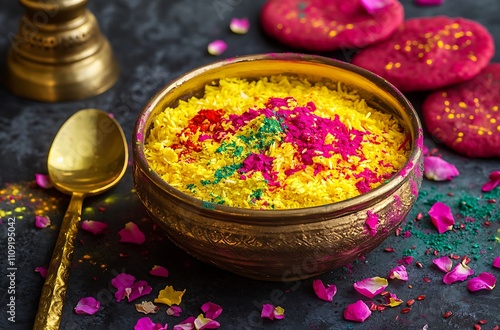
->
144;75;410;209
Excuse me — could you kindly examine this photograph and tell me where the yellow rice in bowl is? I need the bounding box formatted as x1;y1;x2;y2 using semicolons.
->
144;75;410;209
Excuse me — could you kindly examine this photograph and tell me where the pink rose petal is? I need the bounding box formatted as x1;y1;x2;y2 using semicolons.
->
424;156;459;181
134;317;168;330
167;305;182;317
360;0;397;14
353;277;388;298
422;145;429;155
428;202;455;234
312;279;337;302
343;300;372;322
35;215;51;229
365;211;378;237
81;220;108;235
443;261;475;285
119;222;146;245
201;302;223;319
482;171;500;192
207;40;227;56
127;280;153;302
384;292;403;307
149;265;169;278
467;272;496;292
414;0;444;5
388;265;408;281
433;256;453;273
111;273;136;302
229;17;249;34
173;316;196;330
35;266;47;278
194;314;220;329
260;304;284;320
35;173;52;189
74;297;100;315
493;257;500;269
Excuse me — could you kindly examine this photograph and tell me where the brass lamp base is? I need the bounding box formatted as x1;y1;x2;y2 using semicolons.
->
4;1;119;102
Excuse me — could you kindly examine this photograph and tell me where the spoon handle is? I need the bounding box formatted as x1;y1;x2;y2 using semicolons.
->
33;192;85;330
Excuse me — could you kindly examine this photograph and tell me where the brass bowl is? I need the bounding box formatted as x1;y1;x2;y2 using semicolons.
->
132;53;423;281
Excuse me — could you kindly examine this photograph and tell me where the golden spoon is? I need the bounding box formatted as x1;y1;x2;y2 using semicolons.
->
33;109;128;330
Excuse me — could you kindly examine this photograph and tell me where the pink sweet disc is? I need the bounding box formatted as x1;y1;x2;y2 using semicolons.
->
352;16;495;92
422;64;500;158
260;0;404;52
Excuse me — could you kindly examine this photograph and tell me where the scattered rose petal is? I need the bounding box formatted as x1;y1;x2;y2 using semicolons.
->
388;265;408;281
312;279;337;302
273;306;285;320
360;0;397;14
74;297;100;315
173;316;196;330
111;273;151;303
194;314;220;329
35;215;51;228
260;304;285;320
35;173;52;189
365;211;378;237
493;257;500;269
433;256;453;273
134;317;168;330
136;301;159;314
127;281;153;302
467;272;496;292
35;266;47;278
343;300;372;323
443;261;475;285
119;222;146;245
482;171;500;192
353;277;388;298
229;17;249;34
81;220;108;235
398;256;414;265
150;265;169;278
167;305;182;317
424;156;459;181
154;286;186;306
207;40;227;56
384;292;403;307
112;273;136;302
201;302;222;319
414;0;444;6
428;202;455;234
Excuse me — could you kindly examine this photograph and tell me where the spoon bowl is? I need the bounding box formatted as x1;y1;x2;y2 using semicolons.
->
34;109;128;330
47;109;128;194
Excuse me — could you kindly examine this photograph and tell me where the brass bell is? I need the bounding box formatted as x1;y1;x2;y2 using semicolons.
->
3;0;119;102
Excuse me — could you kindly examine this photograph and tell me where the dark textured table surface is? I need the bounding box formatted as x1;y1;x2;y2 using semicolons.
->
1;1;500;329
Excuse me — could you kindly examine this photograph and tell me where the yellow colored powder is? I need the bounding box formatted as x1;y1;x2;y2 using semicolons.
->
144;76;410;209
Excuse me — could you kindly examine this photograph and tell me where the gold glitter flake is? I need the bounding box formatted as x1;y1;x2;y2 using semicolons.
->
0;182;62;220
